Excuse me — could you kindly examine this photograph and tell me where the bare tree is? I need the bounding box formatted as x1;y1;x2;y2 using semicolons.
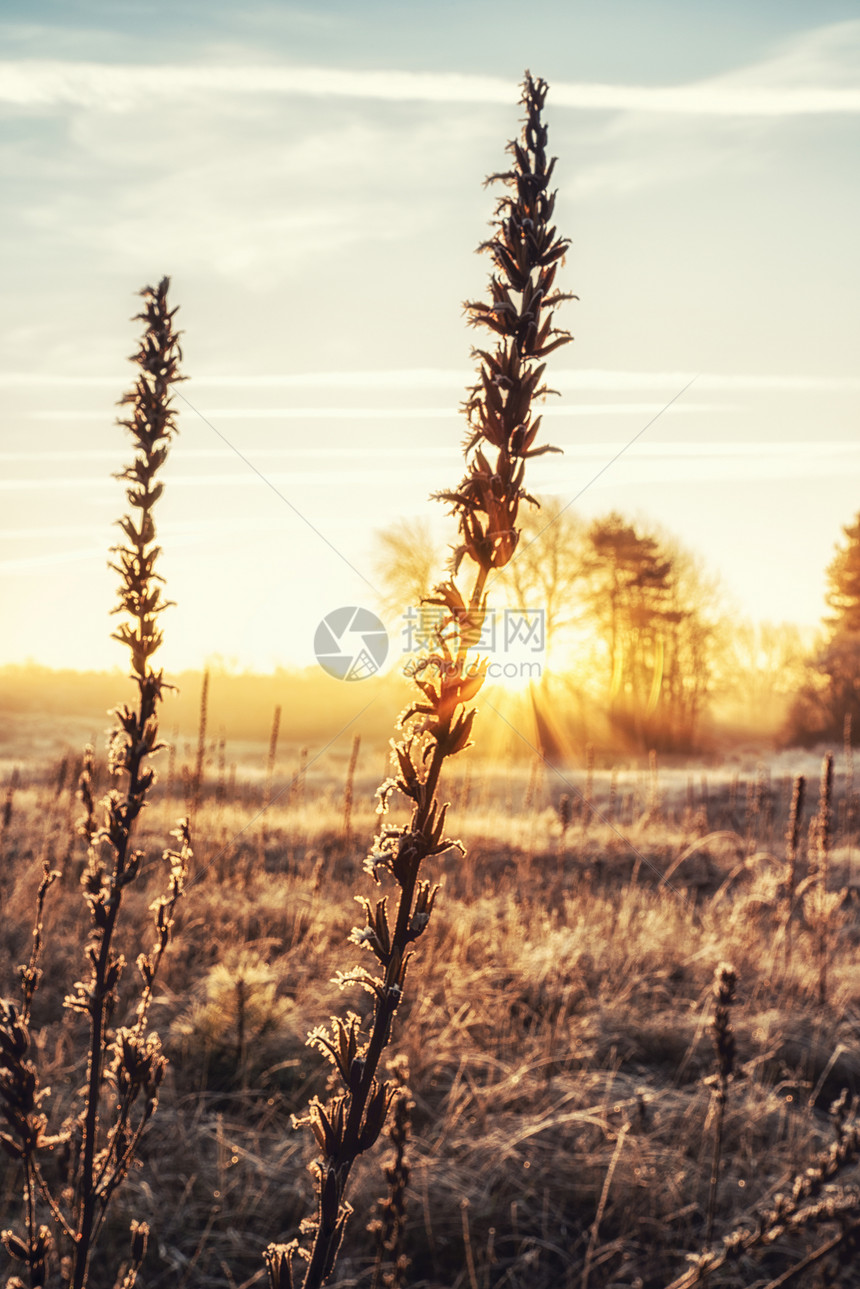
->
371;517;442;621
498;497;589;663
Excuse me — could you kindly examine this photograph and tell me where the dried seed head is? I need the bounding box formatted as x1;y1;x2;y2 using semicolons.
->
111;277;184;687
785;774;805;857
129;1219;149;1265
112;1028;166;1102
711;962;737;1085
441;71;573;581
264;1241;301;1289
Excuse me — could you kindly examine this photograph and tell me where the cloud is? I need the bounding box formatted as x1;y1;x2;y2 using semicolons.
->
4;24;855;293
531;439;860;492
0;63;514;111
0;477;116;492
553;371;860;394
0;509;315;573
29;401;721;421
3;23;860;117
5;441;860;497
4;86;480;286
0;374;123;387
0;545;108;574
554;83;860;116
553;440;860;460
4;367;858;393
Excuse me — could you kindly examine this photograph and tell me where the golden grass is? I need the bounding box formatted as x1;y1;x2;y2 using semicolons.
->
3;746;860;1287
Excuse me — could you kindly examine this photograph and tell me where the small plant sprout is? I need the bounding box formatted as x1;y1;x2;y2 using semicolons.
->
266;72;573;1289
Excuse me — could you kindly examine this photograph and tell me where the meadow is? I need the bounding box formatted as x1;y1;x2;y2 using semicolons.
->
2;722;860;1288
3;73;859;1289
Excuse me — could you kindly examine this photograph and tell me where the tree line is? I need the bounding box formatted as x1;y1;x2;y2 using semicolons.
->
374;501;860;753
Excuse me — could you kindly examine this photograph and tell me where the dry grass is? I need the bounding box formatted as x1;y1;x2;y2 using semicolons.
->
3;745;860;1287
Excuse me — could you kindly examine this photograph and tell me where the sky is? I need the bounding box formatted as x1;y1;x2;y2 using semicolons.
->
2;0;859;676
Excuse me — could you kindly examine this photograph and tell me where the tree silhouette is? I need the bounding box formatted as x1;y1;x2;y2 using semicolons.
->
805;511;860;740
502;498;589;662
586;514;673;703
721;620;810;739
826;512;860;635
371;517;441;624
583;515;720;749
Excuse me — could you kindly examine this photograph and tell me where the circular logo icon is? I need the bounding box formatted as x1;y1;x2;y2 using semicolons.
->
314;606;389;681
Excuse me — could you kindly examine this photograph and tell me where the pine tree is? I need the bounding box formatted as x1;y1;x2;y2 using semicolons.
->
826;512;860;635
586;514;674;722
817;511;860;738
583;514;719;749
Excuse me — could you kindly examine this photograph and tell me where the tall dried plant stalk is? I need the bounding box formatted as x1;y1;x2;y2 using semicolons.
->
265;704;282;814
844;712;854;877
584;742;595;827
261;704;282;862
2;767;19;833
191;668;210;824
342;734;361;846
806;753;835;1005
783;774;805;972
265;71;573;1289
291;746;308;813
705;963;736;1252
0;277;191;1289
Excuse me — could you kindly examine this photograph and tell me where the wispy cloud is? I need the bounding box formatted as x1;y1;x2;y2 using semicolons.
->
5;368;860;392
553;441;860;460
531;439;860;492
0;511;309;573
0;374;123;388
0;63;515;110
553;372;860;394
29;401;722;421
4;442;860;497
0;470;441;493
3;28;860;116
0;446;457;466
0;545;109;574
